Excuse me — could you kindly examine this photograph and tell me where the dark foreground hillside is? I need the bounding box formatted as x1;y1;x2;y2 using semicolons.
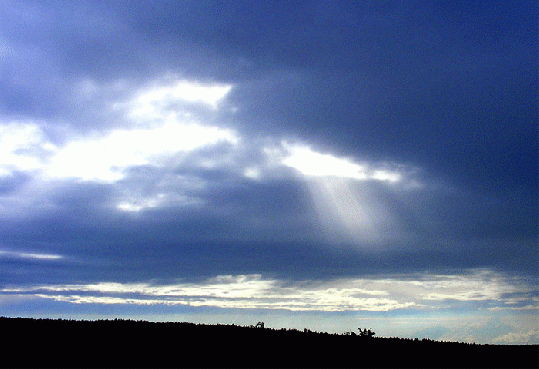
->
1;317;537;368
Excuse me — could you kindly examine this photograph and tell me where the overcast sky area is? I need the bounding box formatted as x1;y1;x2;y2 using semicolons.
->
0;0;537;344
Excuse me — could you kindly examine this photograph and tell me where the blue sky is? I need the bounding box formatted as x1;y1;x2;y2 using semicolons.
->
0;0;537;344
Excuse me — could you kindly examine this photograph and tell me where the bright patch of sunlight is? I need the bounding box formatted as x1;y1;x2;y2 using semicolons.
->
45;79;238;183
0;122;55;177
282;143;368;180
280;142;404;184
243;167;260;180
0;250;63;260
371;170;401;182
116;193;203;212
276;142;404;245
117;196;162;212
305;177;392;245
130;80;233;116
47;122;239;183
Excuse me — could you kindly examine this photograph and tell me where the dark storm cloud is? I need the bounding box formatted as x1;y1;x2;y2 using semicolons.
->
0;0;536;289
2;0;535;193
165;0;537;215
0;170;534;289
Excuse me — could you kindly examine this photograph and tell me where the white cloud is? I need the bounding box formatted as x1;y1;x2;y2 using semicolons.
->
46;121;239;183
493;329;539;344
0;275;406;312
116;194;164;212
281;143;369;180
0;79;238;185
279;142;407;183
0;122;55;177
371;169;401;182
243;166;260;180
54;79;238;185
3;269;534;313
0;249;63;260
128;80;233;115
0;77;426;226
0;78;243;217
254;141;423;244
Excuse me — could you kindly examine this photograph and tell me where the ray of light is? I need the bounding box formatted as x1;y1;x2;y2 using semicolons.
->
305;177;390;246
279;142;404;246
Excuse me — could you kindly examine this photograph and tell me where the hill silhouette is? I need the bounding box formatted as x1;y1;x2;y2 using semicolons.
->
1;317;537;368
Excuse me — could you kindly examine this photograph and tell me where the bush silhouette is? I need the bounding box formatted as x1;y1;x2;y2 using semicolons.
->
358;327;375;338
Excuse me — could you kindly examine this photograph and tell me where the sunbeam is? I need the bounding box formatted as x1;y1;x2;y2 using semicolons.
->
279;142;404;246
306;177;390;246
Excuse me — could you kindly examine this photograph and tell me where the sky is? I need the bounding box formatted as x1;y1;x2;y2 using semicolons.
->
0;0;537;344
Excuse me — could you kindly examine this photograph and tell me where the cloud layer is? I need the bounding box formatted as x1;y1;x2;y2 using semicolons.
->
3;270;536;313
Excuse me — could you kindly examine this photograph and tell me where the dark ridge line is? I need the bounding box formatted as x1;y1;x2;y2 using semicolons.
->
0;316;533;347
2;316;537;368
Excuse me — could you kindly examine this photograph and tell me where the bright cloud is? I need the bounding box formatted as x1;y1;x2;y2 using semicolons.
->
269;142;423;245
0;78;245;218
0;77;422;222
0;79;239;186
305;177;388;244
0;75;426;247
0;122;55;177
493;329;539;345
280;142;405;183
282;143;369;180
129;80;233;115
0;250;63;260
46;121;239;183
117;194;165;212
46;79;238;183
0;275;410;312
3;269;535;313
